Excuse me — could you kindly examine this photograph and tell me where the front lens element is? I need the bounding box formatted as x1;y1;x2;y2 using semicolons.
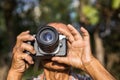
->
40;30;55;44
43;32;52;42
36;26;59;53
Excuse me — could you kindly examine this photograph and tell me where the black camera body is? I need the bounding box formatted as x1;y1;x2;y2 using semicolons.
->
31;25;67;57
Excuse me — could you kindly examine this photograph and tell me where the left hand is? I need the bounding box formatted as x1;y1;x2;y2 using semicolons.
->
52;24;93;71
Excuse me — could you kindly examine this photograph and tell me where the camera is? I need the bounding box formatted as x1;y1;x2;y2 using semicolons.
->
30;25;67;57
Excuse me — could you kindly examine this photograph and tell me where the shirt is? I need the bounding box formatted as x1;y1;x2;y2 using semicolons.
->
28;72;92;80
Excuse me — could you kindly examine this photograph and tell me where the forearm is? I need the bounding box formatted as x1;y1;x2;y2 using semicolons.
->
84;58;116;80
7;69;23;80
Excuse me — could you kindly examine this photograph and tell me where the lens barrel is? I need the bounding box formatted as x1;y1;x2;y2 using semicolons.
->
36;26;59;53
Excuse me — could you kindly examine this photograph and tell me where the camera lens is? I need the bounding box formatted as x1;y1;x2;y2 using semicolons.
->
36;26;59;53
40;30;55;43
43;32;52;42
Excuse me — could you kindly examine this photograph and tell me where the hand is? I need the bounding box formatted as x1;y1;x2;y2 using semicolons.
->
10;31;35;73
52;24;94;71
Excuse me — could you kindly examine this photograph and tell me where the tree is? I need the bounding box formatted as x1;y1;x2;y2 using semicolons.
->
0;0;120;79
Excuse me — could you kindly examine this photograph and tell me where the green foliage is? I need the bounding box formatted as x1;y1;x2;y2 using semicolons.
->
0;12;6;33
40;0;71;23
23;66;43;80
0;0;120;79
0;11;9;54
82;5;99;25
112;0;120;9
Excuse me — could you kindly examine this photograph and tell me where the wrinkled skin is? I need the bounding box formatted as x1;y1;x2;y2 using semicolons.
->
8;23;116;80
50;23;93;71
10;23;93;73
11;31;35;72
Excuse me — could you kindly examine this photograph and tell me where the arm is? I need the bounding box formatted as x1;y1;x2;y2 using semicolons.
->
7;31;35;80
7;69;23;80
85;58;115;80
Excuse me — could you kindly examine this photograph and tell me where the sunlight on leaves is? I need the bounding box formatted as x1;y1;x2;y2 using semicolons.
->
82;5;99;25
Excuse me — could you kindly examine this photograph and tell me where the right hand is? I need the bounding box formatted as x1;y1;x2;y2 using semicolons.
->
10;31;36;73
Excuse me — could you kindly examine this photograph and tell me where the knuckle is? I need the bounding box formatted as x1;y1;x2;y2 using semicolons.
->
29;46;34;51
17;36;21;41
14;53;20;59
29;56;32;60
25;35;32;40
25;54;29;58
26;54;32;61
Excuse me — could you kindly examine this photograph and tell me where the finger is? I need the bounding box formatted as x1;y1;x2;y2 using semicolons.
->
15;31;35;52
58;27;74;43
67;41;71;47
25;64;30;69
80;27;90;41
48;23;74;42
20;53;34;64
19;30;30;36
21;43;36;54
17;34;35;43
67;24;82;40
51;57;69;65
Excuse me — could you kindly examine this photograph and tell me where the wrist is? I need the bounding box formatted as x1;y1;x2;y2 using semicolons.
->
7;68;23;80
83;57;97;72
83;58;116;80
84;57;96;66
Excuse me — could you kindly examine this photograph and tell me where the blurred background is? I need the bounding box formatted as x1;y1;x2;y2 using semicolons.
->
0;0;120;80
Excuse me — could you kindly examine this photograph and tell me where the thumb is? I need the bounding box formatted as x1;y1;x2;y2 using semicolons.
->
52;57;69;65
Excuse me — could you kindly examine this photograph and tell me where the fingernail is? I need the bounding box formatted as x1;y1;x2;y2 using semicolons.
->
33;51;36;54
67;24;71;27
31;36;35;39
80;27;84;30
31;61;34;64
26;30;30;33
51;58;55;61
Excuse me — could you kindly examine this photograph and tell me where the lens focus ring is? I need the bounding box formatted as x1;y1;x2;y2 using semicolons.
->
36;26;59;53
